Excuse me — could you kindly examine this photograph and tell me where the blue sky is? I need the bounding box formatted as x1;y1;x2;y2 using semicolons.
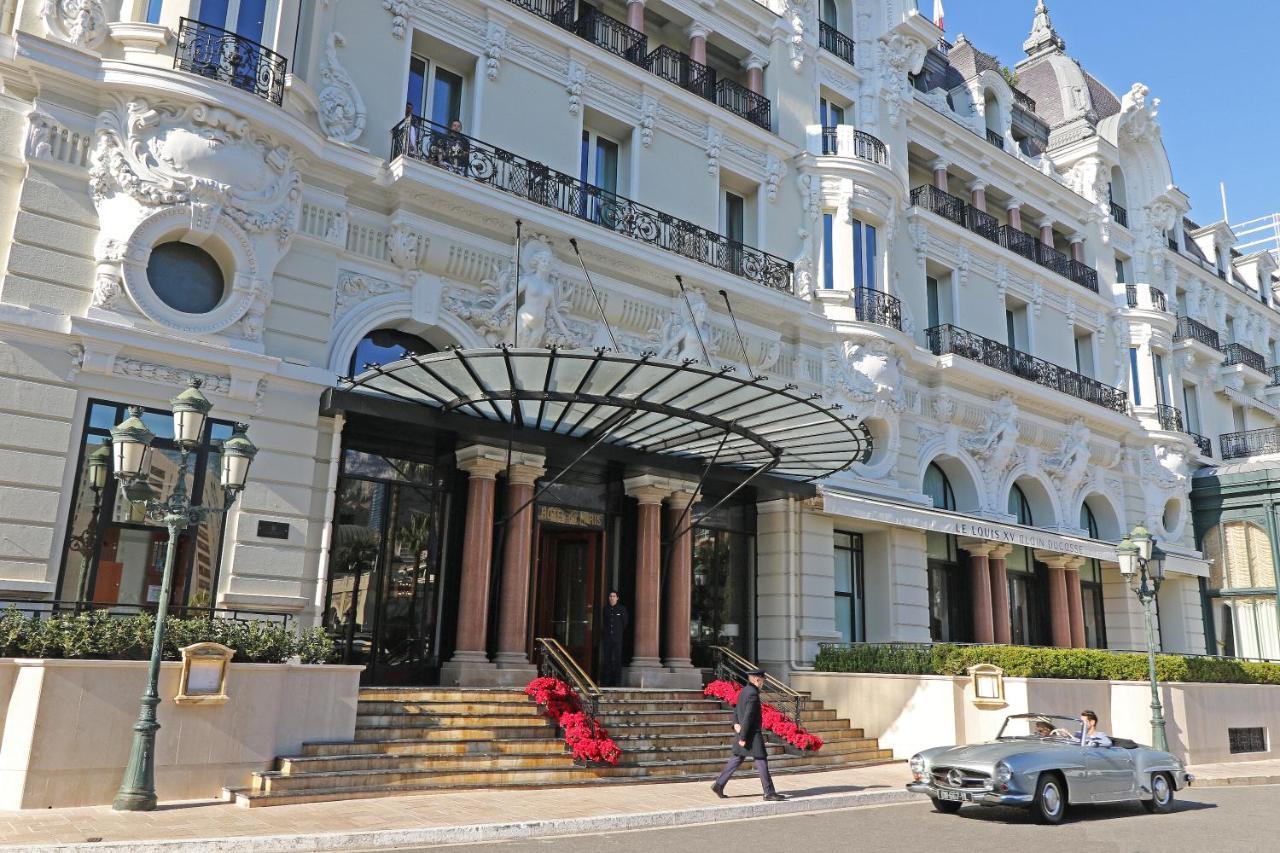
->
941;0;1279;230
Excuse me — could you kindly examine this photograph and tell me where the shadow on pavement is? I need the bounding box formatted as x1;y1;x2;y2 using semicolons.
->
946;797;1216;825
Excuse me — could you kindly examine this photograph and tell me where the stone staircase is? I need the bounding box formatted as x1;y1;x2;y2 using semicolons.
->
225;686;891;807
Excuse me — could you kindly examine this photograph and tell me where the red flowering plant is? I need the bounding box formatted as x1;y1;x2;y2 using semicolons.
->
703;679;823;752
524;676;621;765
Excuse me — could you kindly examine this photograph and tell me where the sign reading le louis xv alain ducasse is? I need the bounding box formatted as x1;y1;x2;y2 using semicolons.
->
952;522;1088;555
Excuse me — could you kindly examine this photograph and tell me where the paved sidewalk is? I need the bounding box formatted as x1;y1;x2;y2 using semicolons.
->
1187;758;1280;787
0;762;916;852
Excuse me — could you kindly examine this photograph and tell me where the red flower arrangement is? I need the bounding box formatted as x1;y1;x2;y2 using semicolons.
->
703;679;824;752
525;676;621;765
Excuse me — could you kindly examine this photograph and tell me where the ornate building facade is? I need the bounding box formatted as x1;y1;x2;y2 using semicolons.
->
0;0;1274;683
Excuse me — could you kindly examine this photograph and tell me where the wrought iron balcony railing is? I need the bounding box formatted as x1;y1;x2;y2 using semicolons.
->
819;21;856;66
986;129;1005;149
910;184;967;229
1269;366;1280;387
1149;286;1168;312
1220;426;1280;461
1174;315;1221;350
1154;403;1184;432
392;117;793;291
1110;201;1128;228
853;287;902;331
506;0;575;22
819;126;888;165
998;224;1039;262
821;125;838;155
1187;431;1212;457
926;323;1128;413
174;18;287;106
716;78;771;130
1012;88;1036;112
1125;284;1166;311
570;5;648;64
644;45;716;100
965;206;999;243
1223;342;1267;374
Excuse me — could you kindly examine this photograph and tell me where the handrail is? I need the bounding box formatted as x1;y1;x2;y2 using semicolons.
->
713;644;804;724
536;636;602;716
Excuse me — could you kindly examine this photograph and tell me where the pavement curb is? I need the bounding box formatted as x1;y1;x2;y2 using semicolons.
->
1190;776;1280;787
21;788;926;852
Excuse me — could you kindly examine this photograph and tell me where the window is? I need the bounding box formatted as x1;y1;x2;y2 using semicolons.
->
923;462;955;510
926;276;940;329
57;401;234;609
924;462;967;642
834;532;864;642
1074;329;1095;378
852;218;877;289
724;191;745;243
408;54;464;129
1184;384;1202;434
822;212;835;289
581;129;620;222
1225;316;1237;345
1233;404;1247;433
1078;504;1107;648
1152;353;1168;406
1114;257;1127;284
820;97;845;128
1008;484;1033;526
348;329;437;378
197;0;269;41
1129;347;1142;405
147;243;225;314
1203;521;1279;660
820;0;838;26
691;500;755;668
146;0;163;24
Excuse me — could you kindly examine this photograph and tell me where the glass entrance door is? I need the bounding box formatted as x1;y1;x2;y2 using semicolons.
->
536;530;599;675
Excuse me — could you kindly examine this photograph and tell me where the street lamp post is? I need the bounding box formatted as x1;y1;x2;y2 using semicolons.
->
110;380;257;812
1116;524;1168;752
68;440;112;609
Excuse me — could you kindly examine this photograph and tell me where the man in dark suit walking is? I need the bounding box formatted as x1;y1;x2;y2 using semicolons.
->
711;668;787;801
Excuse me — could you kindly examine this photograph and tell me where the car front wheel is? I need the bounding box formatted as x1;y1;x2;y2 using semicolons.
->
1032;773;1067;825
1142;772;1174;813
931;797;963;814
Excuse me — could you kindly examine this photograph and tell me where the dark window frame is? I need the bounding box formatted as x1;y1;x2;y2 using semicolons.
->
834;530;865;643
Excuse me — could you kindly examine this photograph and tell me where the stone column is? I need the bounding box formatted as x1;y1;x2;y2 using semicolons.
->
624;475;668;686
493;453;547;683
441;445;508;685
960;540;995;644
1039;217;1055;248
968;180;987;213
1064;557;1086;648
744;55;766;95
1041;554;1073;648
932;158;949;192
626;0;645;33
1070;234;1085;263
989;544;1012;645
661;486;702;688
1007;200;1022;231
688;23;709;65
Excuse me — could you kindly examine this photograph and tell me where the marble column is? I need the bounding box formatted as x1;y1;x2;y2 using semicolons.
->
1007;201;1022;231
989;544;1012;645
1070;235;1085;263
1064;557;1086;648
1042;555;1073;648
932;158;949;192
493;454;547;683
624;475;668;686
1039;218;1055;248
744;56;765;95
440;445;508;685
626;0;644;33
688;23;709;65
960;541;995;644
661;487;702;688
968;180;987;213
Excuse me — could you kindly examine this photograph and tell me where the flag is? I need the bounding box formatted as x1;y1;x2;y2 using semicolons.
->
933;0;945;30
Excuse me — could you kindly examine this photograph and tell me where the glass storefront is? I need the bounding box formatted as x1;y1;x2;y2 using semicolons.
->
689;497;755;669
1202;520;1280;659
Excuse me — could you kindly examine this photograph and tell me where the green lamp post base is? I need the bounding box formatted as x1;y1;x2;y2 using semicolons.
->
113;697;161;812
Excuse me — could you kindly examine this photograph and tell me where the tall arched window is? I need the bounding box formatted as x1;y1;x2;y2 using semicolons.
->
924;462;956;510
1078;502;1107;648
347;329;437;377
1008;483;1033;526
820;0;838;26
1203;521;1280;660
924;462;966;641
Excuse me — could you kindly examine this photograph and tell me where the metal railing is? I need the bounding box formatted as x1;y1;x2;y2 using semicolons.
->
985;129;1004;149
713;645;803;725
821;125;838;155
716;78;770;130
1174;315;1222;351
174;18;287;106
1220;426;1280;461
505;0;575;22
853;287;902;331
392;116;793;291
1223;342;1267;374
571;4;648;64
1111;201;1128;228
1154;403;1184;432
965;206;999;242
998;223;1039;262
1187;431;1212;457
818;21;855;65
1269;366;1280;387
644;45;715;100
1012;88;1036;112
911;184;967;228
0;598;292;628
820;127;888;165
535;636;603;719
926;323;1129;413
1149;286;1168;312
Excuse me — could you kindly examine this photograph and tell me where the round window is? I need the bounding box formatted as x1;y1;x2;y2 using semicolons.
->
146;242;225;314
1163;498;1183;534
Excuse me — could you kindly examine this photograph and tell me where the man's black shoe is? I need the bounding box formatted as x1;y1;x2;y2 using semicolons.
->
711;784;727;799
764;793;789;801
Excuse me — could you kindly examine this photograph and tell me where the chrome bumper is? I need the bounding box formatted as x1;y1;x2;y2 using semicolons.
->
906;781;1034;807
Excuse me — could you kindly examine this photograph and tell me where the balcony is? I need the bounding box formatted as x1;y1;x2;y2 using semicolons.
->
819;21;856;66
1173;316;1221;351
570;5;648;64
391;117;793;291
1220;427;1280;461
716;79;770;130
911;185;966;228
818;126;887;165
1110;201;1128;228
1154;403;1184;432
173;18;287;106
1269;366;1280;387
1223;342;1267;374
985;129;1004;150
644;46;715;100
1012;89;1036;113
1125;284;1168;312
853;287;902;331
1187;431;1212;457
926;323;1128;413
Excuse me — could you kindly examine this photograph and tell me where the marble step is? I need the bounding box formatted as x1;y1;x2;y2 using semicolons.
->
301;737;567;758
354;724;555;742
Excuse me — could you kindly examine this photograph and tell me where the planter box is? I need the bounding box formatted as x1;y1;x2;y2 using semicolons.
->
0;658;362;809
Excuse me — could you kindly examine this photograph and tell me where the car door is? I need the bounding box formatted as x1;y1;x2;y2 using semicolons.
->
1084;746;1137;799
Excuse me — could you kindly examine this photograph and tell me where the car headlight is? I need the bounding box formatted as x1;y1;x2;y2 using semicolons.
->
994;762;1013;784
909;754;926;777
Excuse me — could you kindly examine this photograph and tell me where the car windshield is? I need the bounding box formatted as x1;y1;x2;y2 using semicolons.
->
997;714;1080;741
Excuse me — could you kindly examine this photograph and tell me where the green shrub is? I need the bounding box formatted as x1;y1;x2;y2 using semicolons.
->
0;606;335;664
813;642;1280;686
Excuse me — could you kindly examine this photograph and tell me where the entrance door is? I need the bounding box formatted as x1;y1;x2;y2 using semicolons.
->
536;530;600;675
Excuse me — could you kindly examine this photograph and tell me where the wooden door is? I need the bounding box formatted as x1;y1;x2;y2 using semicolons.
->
536;530;599;674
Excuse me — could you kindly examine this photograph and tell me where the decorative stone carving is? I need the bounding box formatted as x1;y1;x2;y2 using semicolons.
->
92;267;123;308
113;357;231;394
655;289;713;364
567;61;587;115
825;339;906;413
475;236;580;348
793;227;815;299
40;0;107;50
25;112;54;160
383;0;409;39
1044;419;1091;500
782;0;814;71
878;33;927;129
66;343;85;382
335;271;403;319
485;21;506;80
964;394;1020;477
387;223;422;280
639;97;657;147
1118;83;1161;143
239;278;272;341
705;126;722;175
1143;442;1188;490
797;172;820;222
317;33;367;144
765;155;784;203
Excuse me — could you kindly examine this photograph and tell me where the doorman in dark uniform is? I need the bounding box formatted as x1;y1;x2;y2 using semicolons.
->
711;668;787;801
601;590;628;687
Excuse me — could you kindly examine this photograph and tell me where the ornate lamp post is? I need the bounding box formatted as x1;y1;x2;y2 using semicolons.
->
1116;523;1168;751
69;440;112;608
110;380;257;812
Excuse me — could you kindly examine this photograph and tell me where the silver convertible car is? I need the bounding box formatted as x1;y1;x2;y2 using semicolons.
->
906;713;1194;824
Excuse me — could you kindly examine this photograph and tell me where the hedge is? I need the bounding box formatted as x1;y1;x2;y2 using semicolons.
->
813;643;1280;686
0;607;335;664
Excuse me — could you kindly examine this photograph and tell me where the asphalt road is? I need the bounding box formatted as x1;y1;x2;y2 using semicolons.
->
396;785;1277;853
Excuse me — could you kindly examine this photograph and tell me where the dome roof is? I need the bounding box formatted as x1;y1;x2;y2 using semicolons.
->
1013;1;1120;127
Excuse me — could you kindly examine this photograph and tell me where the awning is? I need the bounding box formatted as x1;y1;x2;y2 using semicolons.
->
339;347;872;483
820;488;1209;577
